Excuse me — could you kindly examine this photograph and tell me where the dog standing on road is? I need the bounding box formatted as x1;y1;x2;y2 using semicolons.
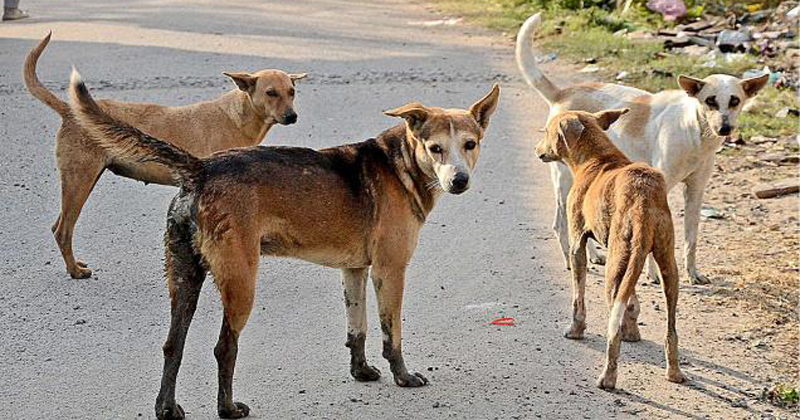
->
69;68;500;419
535;108;686;389
516;13;770;284
25;33;306;279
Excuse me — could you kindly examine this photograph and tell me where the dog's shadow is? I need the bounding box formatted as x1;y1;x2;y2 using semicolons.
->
576;333;766;418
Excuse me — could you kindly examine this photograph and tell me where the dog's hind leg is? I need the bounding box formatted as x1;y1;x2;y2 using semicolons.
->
550;163;573;269
155;210;207;420
653;222;687;384
210;237;259;419
682;165;713;285
564;232;588;339
597;226;648;390
342;268;381;381
371;261;428;388
52;148;105;279
621;292;641;342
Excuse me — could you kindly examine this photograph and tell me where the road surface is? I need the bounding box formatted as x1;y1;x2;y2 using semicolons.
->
0;1;790;419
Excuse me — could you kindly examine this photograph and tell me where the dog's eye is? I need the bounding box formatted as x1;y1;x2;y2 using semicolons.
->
464;140;477;150
428;144;442;154
288;88;295;97
705;96;718;109
266;89;279;97
729;96;740;108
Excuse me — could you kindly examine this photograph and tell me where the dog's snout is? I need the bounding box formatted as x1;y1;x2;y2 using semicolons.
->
718;124;732;136
449;172;469;194
283;110;298;125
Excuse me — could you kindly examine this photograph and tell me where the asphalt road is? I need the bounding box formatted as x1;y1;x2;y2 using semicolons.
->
0;1;788;419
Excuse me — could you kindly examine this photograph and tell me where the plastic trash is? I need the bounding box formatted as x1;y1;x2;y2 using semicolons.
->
647;0;687;21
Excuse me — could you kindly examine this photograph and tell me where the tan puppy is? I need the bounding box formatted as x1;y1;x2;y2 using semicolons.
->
535;108;686;390
25;33;306;278
69;69;499;419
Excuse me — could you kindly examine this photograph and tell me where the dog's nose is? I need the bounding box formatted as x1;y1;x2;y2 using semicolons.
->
449;173;469;194
718;124;732;136
283;111;298;125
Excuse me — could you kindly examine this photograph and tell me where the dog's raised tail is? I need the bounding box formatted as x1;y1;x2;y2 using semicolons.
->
515;13;560;105
68;69;202;189
24;32;71;117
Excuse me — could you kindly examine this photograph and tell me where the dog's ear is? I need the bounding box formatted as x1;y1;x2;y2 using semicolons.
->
593;108;630;131
558;115;585;149
469;83;500;130
678;75;706;97
740;73;769;98
223;72;257;93
384;102;430;133
289;73;308;85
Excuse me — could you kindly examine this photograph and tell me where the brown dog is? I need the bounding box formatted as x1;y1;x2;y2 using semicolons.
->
25;33;306;279
69;68;499;419
535;109;686;389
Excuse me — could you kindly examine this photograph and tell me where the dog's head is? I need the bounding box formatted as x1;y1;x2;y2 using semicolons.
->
223;70;307;126
535;108;629;163
678;73;769;137
385;84;500;195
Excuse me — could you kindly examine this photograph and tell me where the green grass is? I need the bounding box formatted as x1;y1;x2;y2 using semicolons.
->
427;0;798;140
767;383;800;407
739;87;799;141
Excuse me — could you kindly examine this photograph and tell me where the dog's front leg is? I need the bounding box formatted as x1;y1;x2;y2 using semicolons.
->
371;264;428;387
565;233;588;339
550;163;573;269
682;166;713;285
342;268;381;382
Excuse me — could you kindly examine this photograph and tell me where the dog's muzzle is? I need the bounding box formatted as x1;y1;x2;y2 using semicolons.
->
448;172;470;195
282;110;298;125
537;153;556;163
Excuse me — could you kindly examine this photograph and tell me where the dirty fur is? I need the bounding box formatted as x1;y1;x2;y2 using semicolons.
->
69;69;499;419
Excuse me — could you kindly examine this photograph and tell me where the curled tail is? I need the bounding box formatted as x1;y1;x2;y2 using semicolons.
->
515;13;561;104
24;33;71;117
68;69;202;189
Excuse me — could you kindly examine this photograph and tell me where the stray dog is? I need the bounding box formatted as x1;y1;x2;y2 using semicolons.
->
69;69;500;419
535;108;686;389
516;13;770;284
25;33;306;279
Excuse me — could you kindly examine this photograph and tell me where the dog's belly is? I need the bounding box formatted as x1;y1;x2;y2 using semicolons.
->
260;234;370;269
107;160;176;186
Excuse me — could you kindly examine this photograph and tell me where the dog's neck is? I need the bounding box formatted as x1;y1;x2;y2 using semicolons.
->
379;125;441;221
222;90;274;143
565;127;630;174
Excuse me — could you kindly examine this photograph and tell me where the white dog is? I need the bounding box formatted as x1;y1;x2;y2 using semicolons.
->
516;13;769;284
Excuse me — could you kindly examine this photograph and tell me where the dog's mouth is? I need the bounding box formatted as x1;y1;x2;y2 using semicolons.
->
447;185;469;195
537;153;557;163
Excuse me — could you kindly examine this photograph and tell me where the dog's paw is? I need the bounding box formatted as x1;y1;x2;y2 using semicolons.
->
156;403;185;420
218;402;250;419
688;272;711;285
563;323;585;340
351;363;381;382
394;371;428;387
667;368;687;384
69;261;92;279
596;373;617;390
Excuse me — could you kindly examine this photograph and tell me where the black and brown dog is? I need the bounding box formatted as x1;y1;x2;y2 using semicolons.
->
69;69;500;419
